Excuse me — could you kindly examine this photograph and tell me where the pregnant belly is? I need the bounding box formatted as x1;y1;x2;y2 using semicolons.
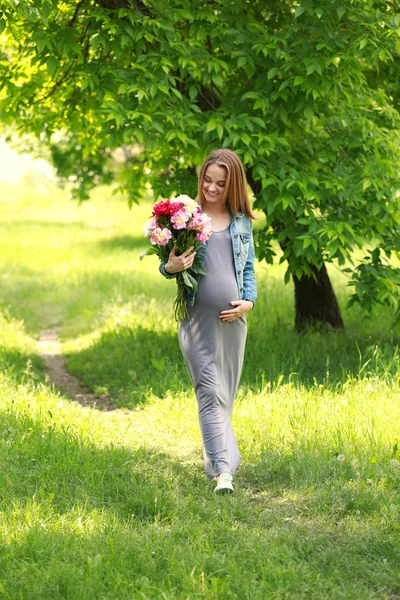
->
195;272;239;312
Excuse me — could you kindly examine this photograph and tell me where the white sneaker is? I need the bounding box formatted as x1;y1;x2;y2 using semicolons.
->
214;473;234;495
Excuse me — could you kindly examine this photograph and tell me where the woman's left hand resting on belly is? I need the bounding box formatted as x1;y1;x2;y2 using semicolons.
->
219;300;254;322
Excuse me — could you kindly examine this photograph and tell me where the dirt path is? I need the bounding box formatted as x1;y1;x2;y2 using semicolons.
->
37;328;115;411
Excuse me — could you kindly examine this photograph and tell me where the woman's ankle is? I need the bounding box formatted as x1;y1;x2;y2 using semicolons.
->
216;472;231;482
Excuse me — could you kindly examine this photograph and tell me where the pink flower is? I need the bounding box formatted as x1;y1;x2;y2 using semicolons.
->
142;216;158;237
196;224;212;243
150;227;172;246
169;201;184;214
171;209;190;230
152;200;171;216
189;212;212;232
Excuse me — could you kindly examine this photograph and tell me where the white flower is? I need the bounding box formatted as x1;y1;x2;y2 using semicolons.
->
142;216;157;237
175;194;192;203
142;223;151;237
390;459;399;467
337;454;345;462
175;194;199;215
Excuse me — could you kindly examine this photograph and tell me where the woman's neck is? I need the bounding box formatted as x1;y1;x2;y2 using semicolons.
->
202;202;230;217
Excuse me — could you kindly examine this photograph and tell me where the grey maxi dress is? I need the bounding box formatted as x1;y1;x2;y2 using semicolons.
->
178;226;247;479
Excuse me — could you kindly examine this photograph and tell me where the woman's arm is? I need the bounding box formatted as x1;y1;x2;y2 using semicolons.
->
159;261;177;279
242;225;257;307
220;222;257;322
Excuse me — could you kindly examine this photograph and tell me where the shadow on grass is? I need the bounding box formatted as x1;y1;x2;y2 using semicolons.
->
65;324;192;406
243;319;400;391
63;316;400;410
1;261;399;402
0;347;43;384
1;407;400;599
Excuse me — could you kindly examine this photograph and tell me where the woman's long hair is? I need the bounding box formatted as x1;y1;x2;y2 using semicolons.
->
197;149;256;219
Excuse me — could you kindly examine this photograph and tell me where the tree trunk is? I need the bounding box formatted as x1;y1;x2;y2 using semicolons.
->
293;264;344;332
245;172;344;331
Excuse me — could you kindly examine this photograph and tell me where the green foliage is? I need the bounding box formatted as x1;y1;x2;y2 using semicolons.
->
1;0;400;316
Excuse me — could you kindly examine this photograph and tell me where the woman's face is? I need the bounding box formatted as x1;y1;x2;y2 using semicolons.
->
202;163;227;207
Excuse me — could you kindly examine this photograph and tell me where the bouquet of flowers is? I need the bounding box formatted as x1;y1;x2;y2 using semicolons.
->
141;195;212;321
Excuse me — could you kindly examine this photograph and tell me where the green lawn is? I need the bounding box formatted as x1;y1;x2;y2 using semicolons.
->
0;181;400;599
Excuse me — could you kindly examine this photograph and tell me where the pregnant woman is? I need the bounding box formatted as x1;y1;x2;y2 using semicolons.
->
159;149;257;494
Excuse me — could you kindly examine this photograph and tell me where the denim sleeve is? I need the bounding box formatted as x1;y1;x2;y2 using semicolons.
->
159;261;177;279
243;225;257;306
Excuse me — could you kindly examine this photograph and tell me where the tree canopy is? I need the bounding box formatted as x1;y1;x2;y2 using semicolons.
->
1;0;400;322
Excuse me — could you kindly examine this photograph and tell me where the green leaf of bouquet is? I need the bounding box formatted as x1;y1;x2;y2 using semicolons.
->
182;270;194;288
185;238;196;250
185;270;198;290
191;264;206;275
140;247;157;261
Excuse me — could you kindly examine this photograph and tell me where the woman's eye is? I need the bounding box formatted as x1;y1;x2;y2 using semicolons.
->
204;179;225;187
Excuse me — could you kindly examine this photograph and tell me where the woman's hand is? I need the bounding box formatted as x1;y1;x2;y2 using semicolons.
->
165;245;196;274
219;300;254;322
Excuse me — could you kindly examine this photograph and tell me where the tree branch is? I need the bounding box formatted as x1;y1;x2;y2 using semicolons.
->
68;0;86;28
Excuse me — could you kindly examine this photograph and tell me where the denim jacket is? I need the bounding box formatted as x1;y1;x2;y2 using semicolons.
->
159;211;257;307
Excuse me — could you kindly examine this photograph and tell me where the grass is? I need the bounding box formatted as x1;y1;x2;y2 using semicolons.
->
0;180;400;599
